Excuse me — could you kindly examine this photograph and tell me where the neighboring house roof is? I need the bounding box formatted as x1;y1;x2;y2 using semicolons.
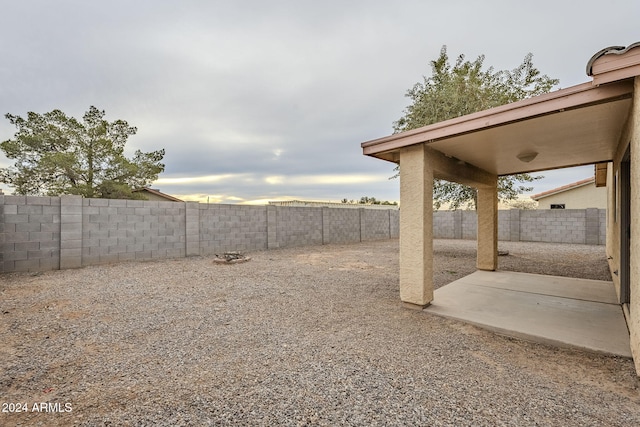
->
530;178;595;201
133;187;183;202
269;200;398;209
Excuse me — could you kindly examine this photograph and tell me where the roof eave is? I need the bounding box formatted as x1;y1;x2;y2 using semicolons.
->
530;178;596;200
361;79;634;158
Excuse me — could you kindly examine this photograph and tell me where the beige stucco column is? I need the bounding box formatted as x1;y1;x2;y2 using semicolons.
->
399;144;434;308
476;179;498;271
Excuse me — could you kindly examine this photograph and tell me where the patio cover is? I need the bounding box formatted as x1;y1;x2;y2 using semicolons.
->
360;43;640;374
361;79;633;177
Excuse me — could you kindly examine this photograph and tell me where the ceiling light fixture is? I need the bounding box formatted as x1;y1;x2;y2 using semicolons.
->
516;151;538;163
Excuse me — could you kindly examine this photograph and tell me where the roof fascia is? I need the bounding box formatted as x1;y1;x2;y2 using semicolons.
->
531;179;595;200
362;79;634;157
588;42;640;84
135;187;183;202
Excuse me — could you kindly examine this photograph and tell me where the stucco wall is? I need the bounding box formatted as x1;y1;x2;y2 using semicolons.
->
606;162;620;297
628;77;640;373
605;76;640;374
537;183;607;209
631;86;640;375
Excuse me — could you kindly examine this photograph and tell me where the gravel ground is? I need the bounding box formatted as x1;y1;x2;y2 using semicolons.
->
1;239;638;426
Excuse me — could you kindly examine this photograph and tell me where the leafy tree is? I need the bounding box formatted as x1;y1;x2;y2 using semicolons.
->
1;106;165;198
360;196;379;204
392;46;558;209
505;197;538;210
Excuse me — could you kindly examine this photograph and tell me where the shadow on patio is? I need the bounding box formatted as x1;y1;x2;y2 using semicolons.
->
424;270;632;358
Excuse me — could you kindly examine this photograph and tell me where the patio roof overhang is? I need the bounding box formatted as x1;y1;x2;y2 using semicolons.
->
361;44;640;177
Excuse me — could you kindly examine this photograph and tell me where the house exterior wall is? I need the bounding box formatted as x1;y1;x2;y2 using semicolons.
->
606;76;640;374
631;79;640;375
536;184;607;209
605;162;620;297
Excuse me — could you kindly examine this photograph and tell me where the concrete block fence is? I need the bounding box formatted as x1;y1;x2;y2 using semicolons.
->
0;194;604;273
0;195;400;273
433;208;606;245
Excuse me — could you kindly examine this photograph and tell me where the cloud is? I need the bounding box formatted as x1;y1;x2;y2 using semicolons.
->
264;176;285;185
154;174;243;185
1;1;638;202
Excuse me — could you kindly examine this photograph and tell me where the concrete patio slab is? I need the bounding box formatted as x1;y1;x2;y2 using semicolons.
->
425;270;632;357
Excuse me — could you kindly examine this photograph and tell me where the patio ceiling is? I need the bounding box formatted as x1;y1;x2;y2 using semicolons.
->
362;79;634;177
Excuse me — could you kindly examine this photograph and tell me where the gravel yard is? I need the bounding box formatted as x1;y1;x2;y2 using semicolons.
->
1;239;638;426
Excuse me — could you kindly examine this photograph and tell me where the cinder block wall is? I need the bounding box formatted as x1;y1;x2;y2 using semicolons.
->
497;210;511;241
462;211;477;240
2;194;606;274
1;196;61;272
433;211;455;238
322;208;360;244
80;198;186;266
275;206;323;248
199;203;267;254
1;196;398;273
431;208;606;245
521;209;586;244
361;209;392;241
389;210;399;238
599;209;606;245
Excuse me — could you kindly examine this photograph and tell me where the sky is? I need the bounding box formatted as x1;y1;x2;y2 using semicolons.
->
1;0;638;204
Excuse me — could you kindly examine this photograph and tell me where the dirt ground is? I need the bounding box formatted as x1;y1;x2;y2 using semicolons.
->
0;239;638;426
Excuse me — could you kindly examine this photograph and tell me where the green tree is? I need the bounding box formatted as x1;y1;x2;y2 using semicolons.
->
392;46;558;209
1;106;165;198
506;197;538;210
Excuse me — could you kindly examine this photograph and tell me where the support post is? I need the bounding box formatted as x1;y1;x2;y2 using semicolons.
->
399;144;433;308
477;179;498;271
